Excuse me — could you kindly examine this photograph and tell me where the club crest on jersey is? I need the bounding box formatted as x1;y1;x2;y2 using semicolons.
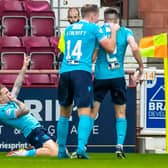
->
105;26;111;33
98;28;103;33
72;23;83;29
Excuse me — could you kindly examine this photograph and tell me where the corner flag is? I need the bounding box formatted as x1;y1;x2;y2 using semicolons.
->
139;33;167;58
139;33;168;153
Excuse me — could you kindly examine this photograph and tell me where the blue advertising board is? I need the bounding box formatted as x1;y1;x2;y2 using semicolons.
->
145;75;165;129
0;87;136;152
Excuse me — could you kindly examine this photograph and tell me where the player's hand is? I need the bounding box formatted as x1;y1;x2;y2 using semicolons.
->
133;66;144;83
23;55;31;69
110;23;120;32
7;92;17;102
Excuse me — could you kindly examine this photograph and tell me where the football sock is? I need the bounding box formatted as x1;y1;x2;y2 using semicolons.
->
89;117;94;134
77;115;91;153
116;118;127;145
57;116;69;153
26;148;36;156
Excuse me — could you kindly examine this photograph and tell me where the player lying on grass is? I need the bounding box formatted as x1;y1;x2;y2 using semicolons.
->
0;56;61;157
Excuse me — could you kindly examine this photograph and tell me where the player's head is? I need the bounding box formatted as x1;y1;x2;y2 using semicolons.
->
104;8;120;24
67;7;80;24
81;4;99;23
0;84;11;103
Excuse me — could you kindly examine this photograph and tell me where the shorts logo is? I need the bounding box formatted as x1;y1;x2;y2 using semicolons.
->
88;86;92;92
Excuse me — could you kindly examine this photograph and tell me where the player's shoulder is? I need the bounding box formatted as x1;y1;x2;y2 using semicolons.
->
65;24;73;30
0;103;11;117
0;102;12;108
88;22;99;28
120;26;133;34
0;105;4;113
85;22;103;34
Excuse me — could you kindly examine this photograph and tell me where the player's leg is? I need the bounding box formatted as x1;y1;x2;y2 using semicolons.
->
111;77;127;159
71;71;94;159
57;72;73;158
92;79;108;119
35;139;58;156
27;127;58;156
91;101;101;119
7;128;58;157
72;107;92;159
114;104;127;159
57;105;71;158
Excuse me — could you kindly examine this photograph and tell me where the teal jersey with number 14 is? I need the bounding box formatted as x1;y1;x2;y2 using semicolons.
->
60;20;106;74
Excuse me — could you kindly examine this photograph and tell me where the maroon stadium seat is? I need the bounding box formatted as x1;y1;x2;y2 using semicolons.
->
0;37;2;49
27;74;54;85
23;0;51;12
50;73;59;87
21;36;56;69
0;74;28;86
0;74;18;85
0;36;26;70
23;0;55;36
49;36;59;55
0;0;4;36
0;36;21;47
30;52;56;70
22;36;50;50
30;11;55;36
1;53;25;70
1;0;28;36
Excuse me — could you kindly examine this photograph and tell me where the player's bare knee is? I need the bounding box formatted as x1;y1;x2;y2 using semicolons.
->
49;149;58;157
116;111;126;118
48;143;58;156
44;140;58;156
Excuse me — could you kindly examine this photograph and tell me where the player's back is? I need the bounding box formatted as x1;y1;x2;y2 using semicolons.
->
60;20;104;74
95;24;133;79
0;102;41;138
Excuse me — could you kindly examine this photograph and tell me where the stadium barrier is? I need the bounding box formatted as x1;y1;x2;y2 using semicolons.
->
138;69;166;153
0;70;137;152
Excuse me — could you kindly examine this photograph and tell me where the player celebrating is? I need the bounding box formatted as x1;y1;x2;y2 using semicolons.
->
92;8;144;159
0;56;59;157
57;4;120;159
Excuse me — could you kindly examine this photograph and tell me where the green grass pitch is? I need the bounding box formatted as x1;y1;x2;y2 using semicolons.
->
0;153;168;168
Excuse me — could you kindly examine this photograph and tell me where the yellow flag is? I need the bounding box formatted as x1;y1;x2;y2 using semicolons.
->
139;33;167;58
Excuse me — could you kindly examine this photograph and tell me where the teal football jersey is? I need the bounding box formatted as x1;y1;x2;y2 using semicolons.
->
95;24;133;79
60;20;106;74
0;102;41;137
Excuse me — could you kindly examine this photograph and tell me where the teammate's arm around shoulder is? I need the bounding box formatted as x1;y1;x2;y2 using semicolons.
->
100;23;120;53
11;55;30;98
128;36;144;82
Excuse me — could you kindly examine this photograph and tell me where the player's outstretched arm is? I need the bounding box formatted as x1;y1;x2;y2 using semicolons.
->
11;55;30;98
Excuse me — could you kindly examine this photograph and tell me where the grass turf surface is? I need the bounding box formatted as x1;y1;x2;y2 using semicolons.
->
0;153;168;168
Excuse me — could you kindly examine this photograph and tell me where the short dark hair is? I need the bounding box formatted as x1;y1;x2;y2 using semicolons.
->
81;4;99;18
104;8;119;18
